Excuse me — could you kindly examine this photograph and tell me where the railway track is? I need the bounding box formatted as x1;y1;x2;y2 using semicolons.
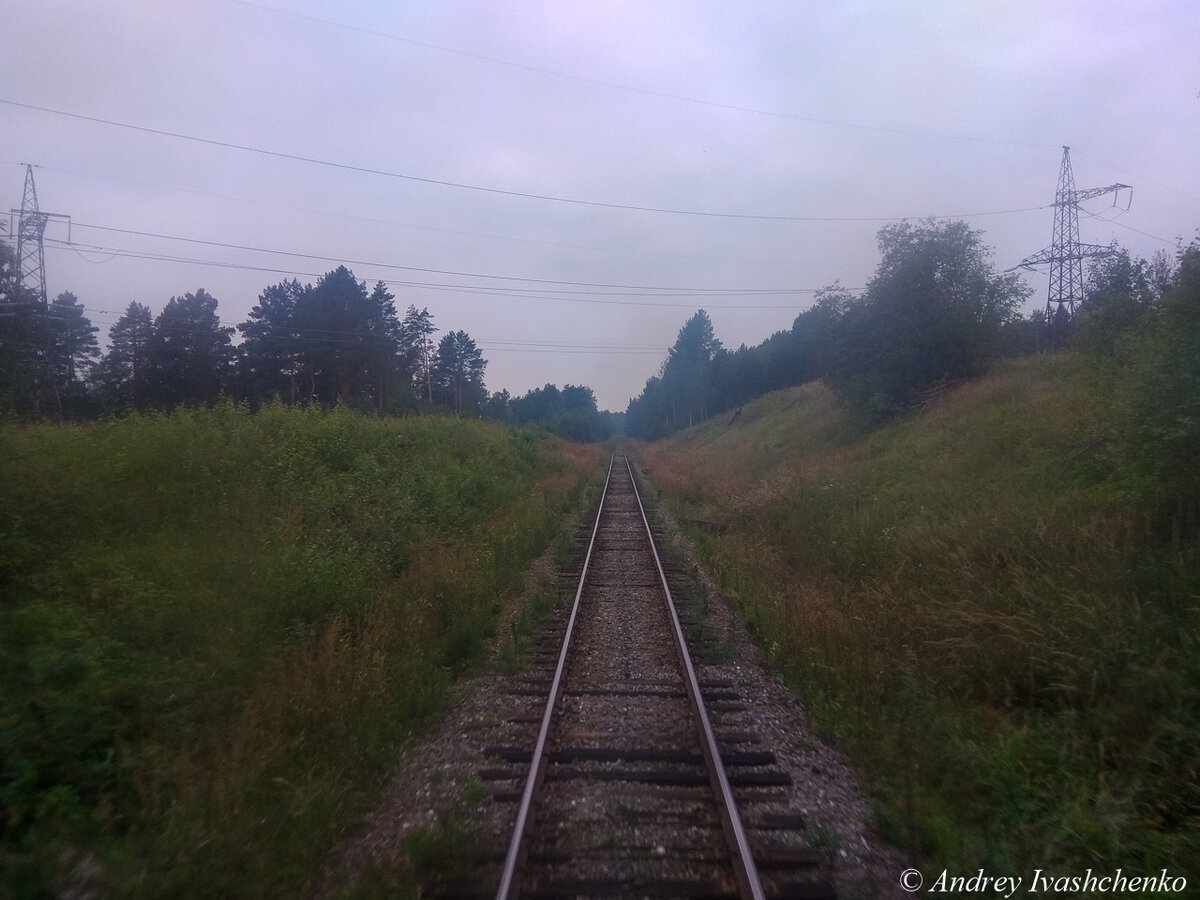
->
435;454;837;899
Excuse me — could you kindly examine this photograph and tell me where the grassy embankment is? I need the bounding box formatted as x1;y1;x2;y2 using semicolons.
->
0;403;602;898
639;352;1198;876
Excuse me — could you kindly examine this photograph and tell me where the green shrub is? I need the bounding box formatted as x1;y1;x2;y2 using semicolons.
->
0;404;598;897
641;353;1199;874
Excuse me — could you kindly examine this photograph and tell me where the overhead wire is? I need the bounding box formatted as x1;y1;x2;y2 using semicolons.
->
1077;207;1177;246
26;161;1059;272
48;237;831;309
231;0;1059;150
1072;149;1200;205
0;99;818;220
75;302;667;356
24;162;797;267
1;100;1051;223
66;221;814;294
11;5;1148;393
12;10;1181;374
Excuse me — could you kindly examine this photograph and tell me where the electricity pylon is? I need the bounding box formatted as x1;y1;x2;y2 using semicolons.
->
1014;146;1131;319
5;165;70;415
10;164;70;307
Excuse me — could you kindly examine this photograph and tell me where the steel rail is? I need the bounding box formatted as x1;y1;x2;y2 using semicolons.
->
624;455;767;900
494;454;615;900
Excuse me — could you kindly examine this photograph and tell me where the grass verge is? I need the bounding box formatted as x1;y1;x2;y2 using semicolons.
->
0;402;601;898
639;353;1198;876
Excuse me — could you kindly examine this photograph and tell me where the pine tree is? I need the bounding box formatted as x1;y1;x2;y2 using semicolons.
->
399;305;438;405
47;292;100;418
434;330;486;415
146;289;234;408
93;302;154;413
238;279;307;405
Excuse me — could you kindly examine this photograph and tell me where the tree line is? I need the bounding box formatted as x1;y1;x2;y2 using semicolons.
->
625;218;1191;439
483;382;618;442
0;253;612;438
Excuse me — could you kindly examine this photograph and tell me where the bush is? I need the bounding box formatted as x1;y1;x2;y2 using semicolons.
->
1119;241;1200;523
0;403;598;897
827;219;1029;425
640;353;1199;874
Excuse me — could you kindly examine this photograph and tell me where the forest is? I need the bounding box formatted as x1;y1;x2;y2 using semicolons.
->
3;217;1195;458
626;218;1184;439
637;230;1200;875
4;214;1198;893
0;252;611;440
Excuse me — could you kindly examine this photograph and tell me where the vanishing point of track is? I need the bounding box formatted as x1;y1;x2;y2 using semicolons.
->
471;454;837;899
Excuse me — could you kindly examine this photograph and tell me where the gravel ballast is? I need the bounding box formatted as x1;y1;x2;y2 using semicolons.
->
314;462;912;899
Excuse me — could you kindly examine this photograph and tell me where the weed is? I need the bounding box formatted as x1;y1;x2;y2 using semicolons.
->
640;355;1200;875
0;405;601;898
805;821;843;851
405;813;473;875
405;776;489;879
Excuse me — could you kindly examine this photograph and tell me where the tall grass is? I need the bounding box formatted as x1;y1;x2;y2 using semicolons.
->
0;402;600;898
640;353;1198;874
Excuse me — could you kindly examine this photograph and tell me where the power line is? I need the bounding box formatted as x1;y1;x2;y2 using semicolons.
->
50;239;833;310
483;338;662;350
56;223;836;294
232;0;1058;150
479;345;661;355
21;159;1049;270
0;99;813;220
2;100;1050;222
25;162;796;266
76;301;668;355
60;211;1054;294
405;282;813;309
1072;149;1200;204
1077;207;1176;245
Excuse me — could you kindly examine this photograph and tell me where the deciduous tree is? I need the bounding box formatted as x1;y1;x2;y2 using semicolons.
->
1122;239;1200;525
829;219;1027;423
1072;250;1162;359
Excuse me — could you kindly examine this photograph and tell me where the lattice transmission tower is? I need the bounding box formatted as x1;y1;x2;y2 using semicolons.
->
1014;146;1131;320
4;165;71;415
7;164;68;309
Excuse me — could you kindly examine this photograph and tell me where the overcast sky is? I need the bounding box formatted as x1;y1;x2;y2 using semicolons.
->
3;1;1197;411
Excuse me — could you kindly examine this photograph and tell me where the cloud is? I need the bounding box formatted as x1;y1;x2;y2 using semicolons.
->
2;0;1197;409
